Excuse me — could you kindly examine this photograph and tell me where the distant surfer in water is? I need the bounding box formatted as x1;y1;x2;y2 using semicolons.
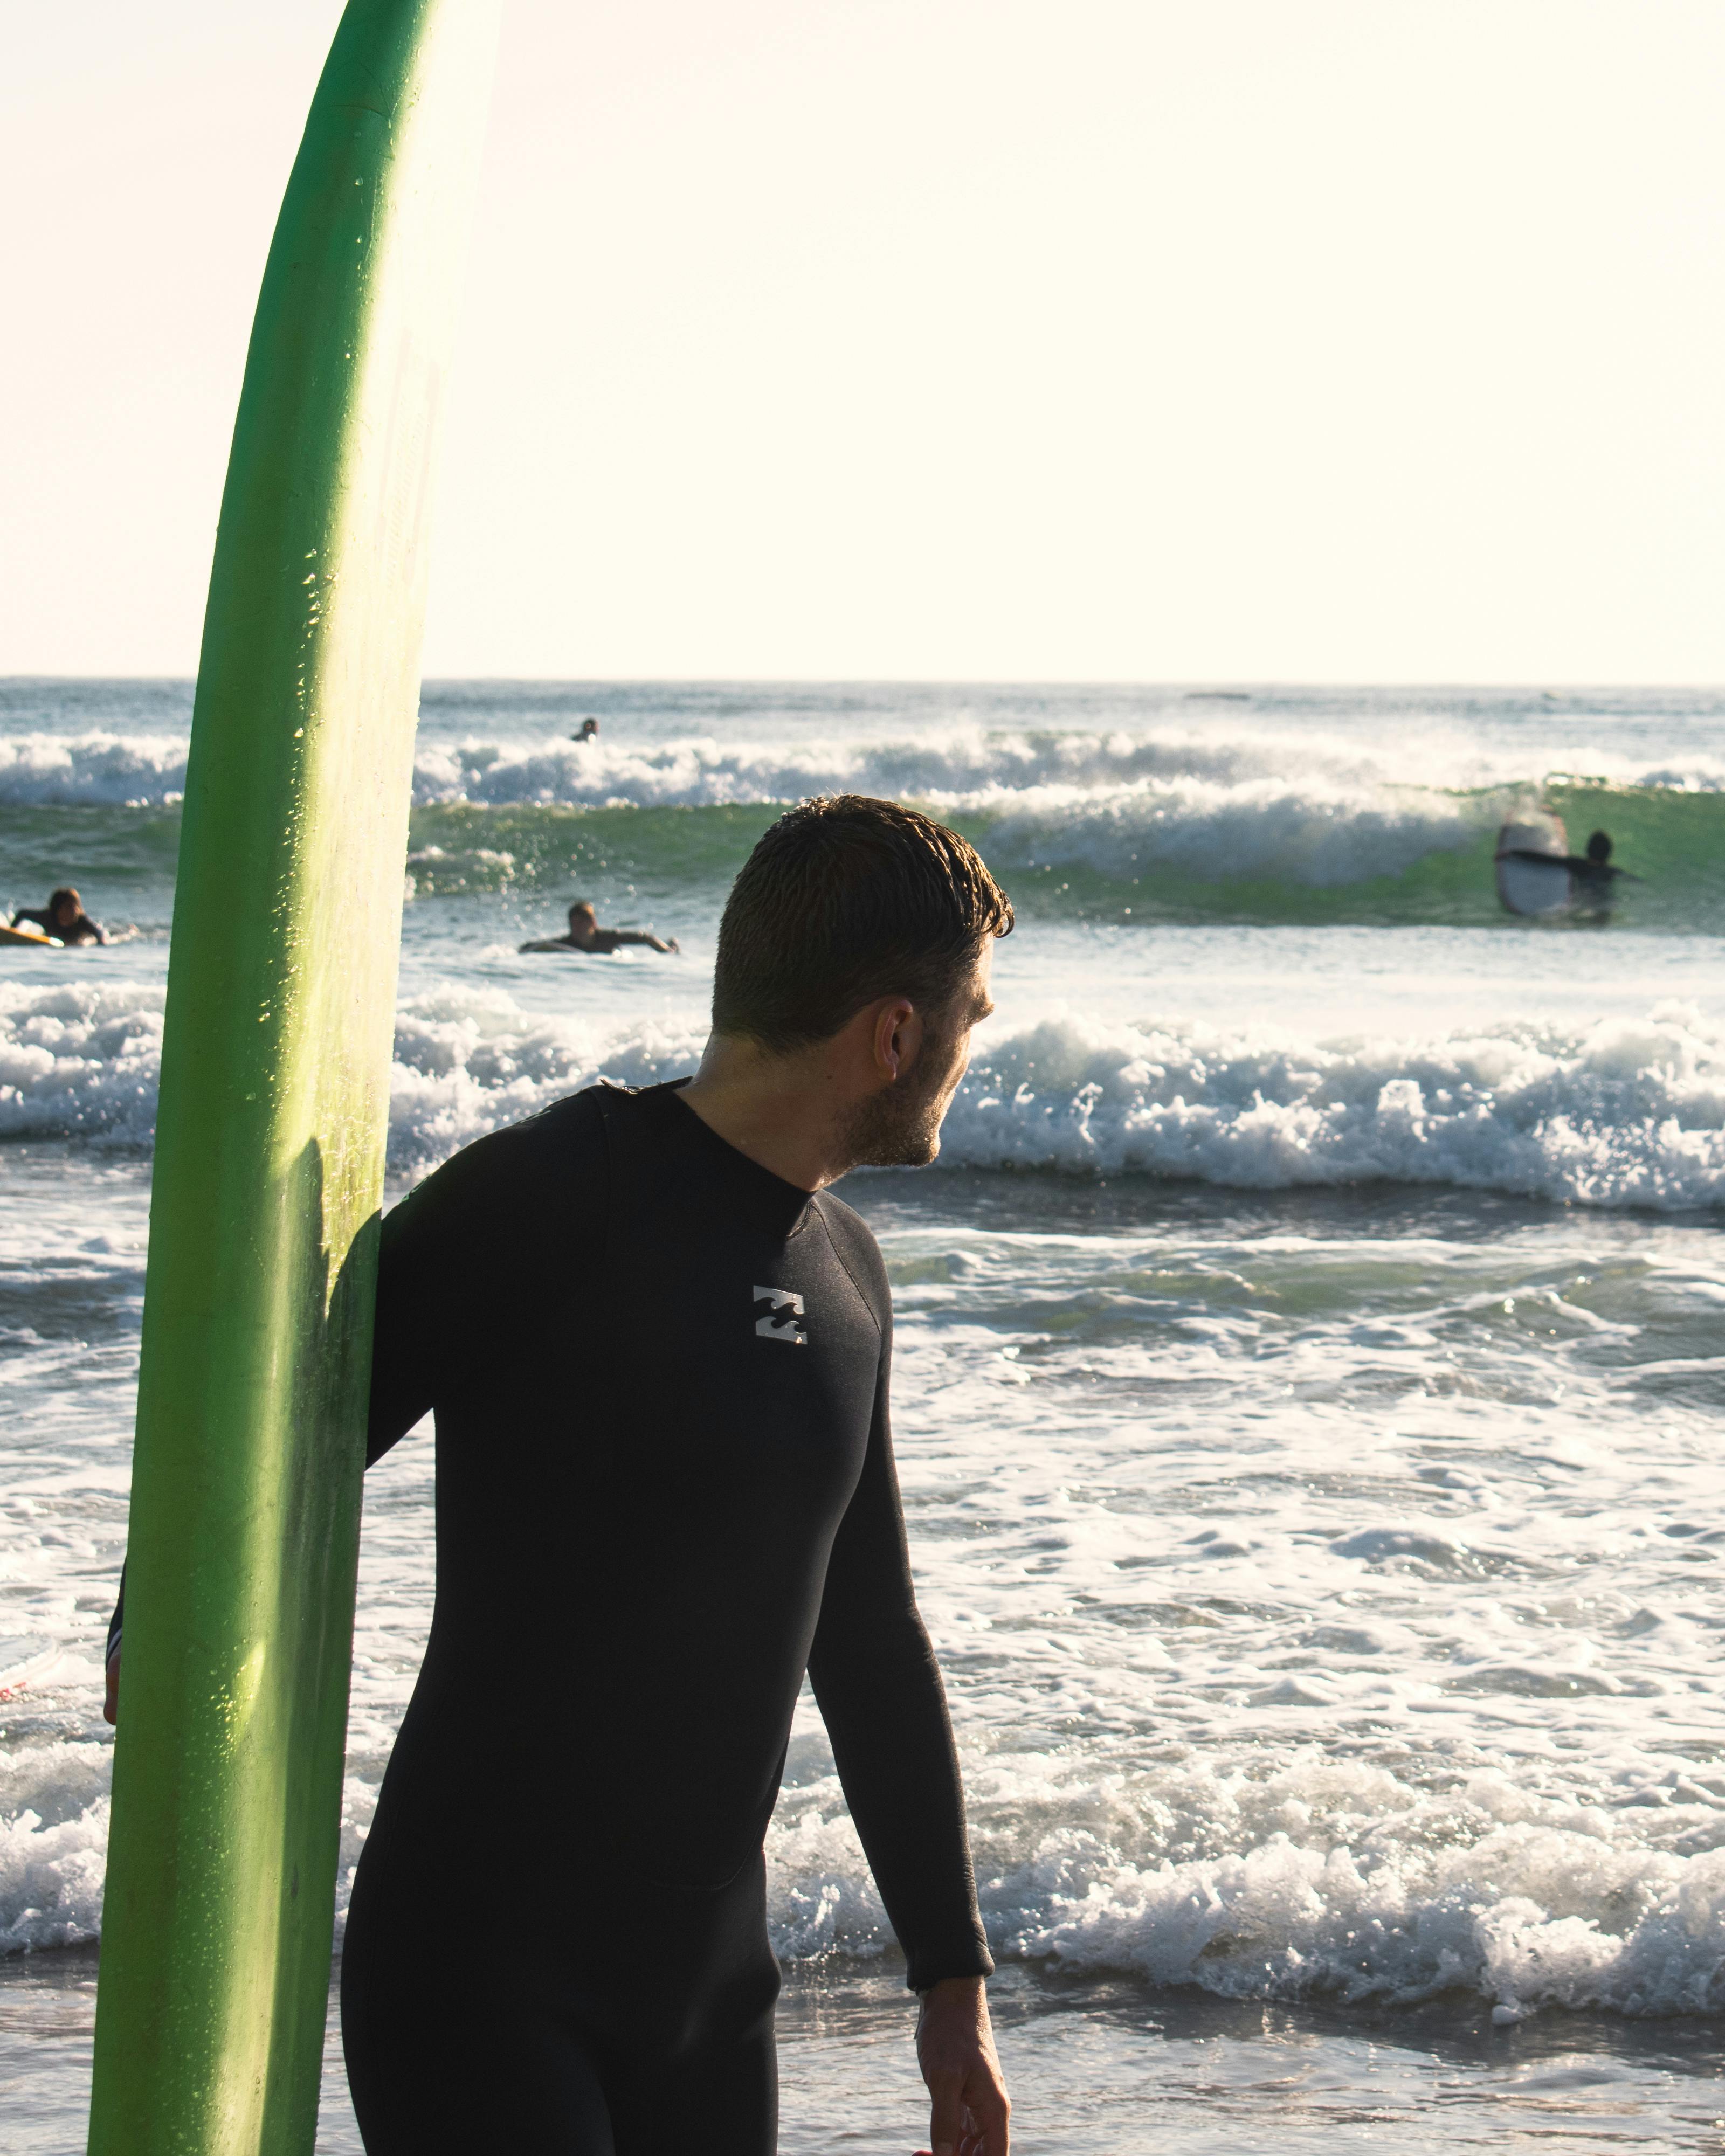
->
572;716;600;742
1499;829;1638;910
520;899;679;955
9;887;107;945
109;797;1013;2156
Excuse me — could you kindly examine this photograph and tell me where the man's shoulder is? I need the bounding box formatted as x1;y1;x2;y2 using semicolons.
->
813;1188;890;1325
387;1087;611;1230
467;1082;611;1160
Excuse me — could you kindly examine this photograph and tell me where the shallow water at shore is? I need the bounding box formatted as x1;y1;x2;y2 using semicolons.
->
7;1951;1725;2153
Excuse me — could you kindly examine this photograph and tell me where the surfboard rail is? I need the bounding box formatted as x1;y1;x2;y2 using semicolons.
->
87;6;498;2152
1494;812;1572;918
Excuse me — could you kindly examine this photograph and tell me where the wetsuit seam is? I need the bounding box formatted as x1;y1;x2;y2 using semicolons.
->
813;1204;885;1342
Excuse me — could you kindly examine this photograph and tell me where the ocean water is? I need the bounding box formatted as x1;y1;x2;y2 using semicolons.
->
4;679;1725;2151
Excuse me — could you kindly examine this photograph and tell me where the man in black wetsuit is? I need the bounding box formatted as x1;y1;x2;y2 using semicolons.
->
520;898;680;954
1500;829;1637;910
10;886;107;944
108;796;1012;2156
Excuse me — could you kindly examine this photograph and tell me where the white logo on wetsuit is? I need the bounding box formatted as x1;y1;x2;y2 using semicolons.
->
754;1286;807;1344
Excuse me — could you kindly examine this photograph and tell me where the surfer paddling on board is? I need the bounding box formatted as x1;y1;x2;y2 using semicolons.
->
1498;829;1639;914
9;887;107;945
572;716;600;741
520;899;680;955
108;797;1012;2156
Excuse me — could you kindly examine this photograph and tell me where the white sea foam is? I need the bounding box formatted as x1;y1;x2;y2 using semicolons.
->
0;1742;109;1954
10;1739;1725;2021
402;723;1725;815
9;984;1725;1207
757;1753;1725;2018
942;1001;1725;1206
0;734;188;807
0;983;164;1145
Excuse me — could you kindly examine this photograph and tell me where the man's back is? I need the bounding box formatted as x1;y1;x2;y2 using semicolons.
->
344;1080;990;2150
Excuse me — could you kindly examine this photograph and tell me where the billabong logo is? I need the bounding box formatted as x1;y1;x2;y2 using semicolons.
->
754;1286;807;1345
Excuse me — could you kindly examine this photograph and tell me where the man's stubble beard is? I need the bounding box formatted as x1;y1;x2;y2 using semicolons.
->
838;1045;958;1171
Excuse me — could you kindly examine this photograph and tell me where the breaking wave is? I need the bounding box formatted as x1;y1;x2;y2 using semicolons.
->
9;716;1725;925
13;677;1725;935
11;1739;1725;2022
8;982;1725;1209
761;1750;1725;2019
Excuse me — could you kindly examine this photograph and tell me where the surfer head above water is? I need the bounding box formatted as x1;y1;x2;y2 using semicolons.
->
518;900;680;955
9;887;107;945
1574;831;1632;891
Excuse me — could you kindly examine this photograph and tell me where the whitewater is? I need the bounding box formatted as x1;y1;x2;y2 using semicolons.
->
11;982;1725;1210
6;680;1725;2153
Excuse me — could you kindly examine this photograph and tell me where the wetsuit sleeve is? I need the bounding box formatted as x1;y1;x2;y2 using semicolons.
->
105;1183;434;1660
806;1335;993;1992
364;1179;447;1466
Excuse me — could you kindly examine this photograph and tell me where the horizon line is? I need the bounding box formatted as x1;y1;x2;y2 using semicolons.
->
5;674;1725;695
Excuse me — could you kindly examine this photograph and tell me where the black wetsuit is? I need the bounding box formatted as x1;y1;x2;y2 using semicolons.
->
339;1081;989;2151
104;1082;988;2143
11;906;105;944
520;928;667;955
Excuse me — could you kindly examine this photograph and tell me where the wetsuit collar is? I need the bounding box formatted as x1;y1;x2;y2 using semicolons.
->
634;1080;815;1239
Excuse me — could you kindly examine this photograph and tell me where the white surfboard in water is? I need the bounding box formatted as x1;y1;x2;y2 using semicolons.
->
1495;812;1572;916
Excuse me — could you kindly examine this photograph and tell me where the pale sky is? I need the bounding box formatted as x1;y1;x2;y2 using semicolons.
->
5;1;1723;682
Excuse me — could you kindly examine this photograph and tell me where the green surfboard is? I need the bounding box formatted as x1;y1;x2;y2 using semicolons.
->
87;4;498;2151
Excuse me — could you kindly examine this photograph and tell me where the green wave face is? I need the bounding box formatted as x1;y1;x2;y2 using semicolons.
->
402;800;781;896
408;780;1725;931
0;804;184;886
11;778;1723;932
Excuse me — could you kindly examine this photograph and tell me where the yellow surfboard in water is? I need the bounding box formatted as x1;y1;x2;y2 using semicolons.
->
88;5;498;2150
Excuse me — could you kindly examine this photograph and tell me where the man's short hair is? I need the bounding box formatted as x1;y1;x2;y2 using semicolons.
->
712;795;1013;1052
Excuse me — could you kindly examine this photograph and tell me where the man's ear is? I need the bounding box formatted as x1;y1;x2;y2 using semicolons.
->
873;996;920;1082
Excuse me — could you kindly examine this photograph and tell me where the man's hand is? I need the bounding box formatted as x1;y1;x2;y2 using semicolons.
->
104;1644;120;1726
915;1976;1009;2156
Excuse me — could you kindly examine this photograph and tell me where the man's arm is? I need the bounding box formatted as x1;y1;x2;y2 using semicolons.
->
104;1572;124;1723
363;1177;447;1466
806;1343;1008;2152
806;1391;992;1986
